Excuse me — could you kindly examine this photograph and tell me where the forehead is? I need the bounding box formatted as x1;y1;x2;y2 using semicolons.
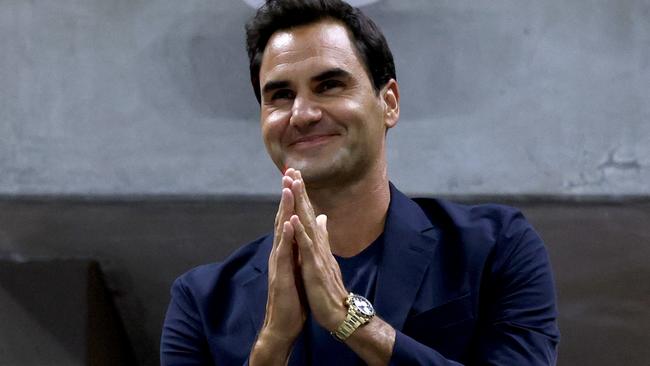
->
259;20;365;81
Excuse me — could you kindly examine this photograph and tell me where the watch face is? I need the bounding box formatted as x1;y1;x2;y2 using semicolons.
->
351;295;375;317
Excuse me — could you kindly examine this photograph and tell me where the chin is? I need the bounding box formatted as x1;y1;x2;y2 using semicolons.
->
284;148;368;185
283;159;332;182
295;163;365;190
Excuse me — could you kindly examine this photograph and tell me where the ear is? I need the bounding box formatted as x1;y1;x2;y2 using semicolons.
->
381;79;400;130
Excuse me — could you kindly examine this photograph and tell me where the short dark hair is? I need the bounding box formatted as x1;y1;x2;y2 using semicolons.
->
245;0;396;103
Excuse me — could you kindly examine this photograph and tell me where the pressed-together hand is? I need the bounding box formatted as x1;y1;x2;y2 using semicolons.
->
251;169;394;366
287;170;349;332
251;172;307;364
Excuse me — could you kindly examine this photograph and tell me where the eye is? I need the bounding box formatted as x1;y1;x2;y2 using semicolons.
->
317;79;344;93
271;89;295;100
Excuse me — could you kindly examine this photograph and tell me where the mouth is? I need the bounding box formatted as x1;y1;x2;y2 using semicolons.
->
289;134;340;149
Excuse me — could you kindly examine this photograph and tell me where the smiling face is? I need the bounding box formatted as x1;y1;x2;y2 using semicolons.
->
258;19;399;188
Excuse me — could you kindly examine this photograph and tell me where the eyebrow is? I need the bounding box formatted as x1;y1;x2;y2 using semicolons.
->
261;68;352;95
261;80;290;95
312;68;352;82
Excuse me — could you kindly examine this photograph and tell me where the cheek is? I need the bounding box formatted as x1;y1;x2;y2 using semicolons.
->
339;99;383;136
326;99;363;128
261;109;291;144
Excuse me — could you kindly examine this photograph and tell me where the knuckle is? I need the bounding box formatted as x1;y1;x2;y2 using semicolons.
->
298;237;312;248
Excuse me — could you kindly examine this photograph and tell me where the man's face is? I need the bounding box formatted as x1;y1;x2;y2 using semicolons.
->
258;19;397;187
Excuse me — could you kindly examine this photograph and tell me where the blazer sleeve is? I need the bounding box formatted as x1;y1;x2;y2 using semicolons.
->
160;276;215;365
161;274;256;366
390;211;560;365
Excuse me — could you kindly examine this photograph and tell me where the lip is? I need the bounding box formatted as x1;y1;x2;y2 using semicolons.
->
289;134;339;148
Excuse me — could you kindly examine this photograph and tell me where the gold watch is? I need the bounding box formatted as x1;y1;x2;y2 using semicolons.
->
331;293;375;341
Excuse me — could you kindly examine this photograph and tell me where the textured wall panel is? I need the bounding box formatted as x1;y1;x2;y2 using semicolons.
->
1;0;648;195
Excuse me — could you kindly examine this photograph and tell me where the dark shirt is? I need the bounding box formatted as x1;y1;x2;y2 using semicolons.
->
306;233;383;365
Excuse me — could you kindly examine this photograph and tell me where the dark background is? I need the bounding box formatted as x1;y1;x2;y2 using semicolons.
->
1;196;649;365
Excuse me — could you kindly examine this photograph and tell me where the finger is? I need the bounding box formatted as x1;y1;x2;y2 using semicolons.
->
273;188;286;240
277;221;295;264
273;188;294;249
296;170;305;187
275;174;291;219
315;214;330;245
275;169;296;228
269;221;290;276
294;171;313;213
291;235;307;303
280;188;295;229
282;175;294;190
290;215;310;248
270;221;296;286
284;167;297;180
290;215;316;265
291;179;316;238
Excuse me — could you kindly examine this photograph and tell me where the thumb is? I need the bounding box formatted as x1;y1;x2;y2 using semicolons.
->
316;214;328;237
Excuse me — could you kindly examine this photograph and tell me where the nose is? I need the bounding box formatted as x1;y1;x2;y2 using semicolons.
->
289;95;322;129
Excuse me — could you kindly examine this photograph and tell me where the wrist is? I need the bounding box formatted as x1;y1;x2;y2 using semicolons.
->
331;293;376;342
257;326;296;350
251;327;295;363
326;303;349;332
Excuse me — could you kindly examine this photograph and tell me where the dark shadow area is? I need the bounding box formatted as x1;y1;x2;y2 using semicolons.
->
0;259;135;365
87;261;137;366
0;195;649;365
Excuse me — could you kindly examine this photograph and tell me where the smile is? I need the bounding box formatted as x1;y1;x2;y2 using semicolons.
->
290;134;340;149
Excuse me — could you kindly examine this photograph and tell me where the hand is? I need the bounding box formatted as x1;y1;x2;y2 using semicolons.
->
256;173;306;353
288;171;349;332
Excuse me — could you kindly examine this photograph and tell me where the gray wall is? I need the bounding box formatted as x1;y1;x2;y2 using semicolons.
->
2;0;648;196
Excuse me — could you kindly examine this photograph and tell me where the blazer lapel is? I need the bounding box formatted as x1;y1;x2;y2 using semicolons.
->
241;235;272;336
374;184;440;331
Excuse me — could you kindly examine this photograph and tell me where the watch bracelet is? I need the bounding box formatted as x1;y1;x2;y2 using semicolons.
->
331;311;365;341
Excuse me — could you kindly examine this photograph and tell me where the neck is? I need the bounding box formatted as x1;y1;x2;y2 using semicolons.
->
306;161;391;258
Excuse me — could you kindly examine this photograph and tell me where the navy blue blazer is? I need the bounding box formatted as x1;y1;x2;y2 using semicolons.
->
161;185;559;365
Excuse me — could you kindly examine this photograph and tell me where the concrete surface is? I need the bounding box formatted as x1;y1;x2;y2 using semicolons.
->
1;0;648;195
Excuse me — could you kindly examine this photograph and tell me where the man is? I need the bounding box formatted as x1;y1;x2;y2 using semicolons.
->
161;1;560;365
